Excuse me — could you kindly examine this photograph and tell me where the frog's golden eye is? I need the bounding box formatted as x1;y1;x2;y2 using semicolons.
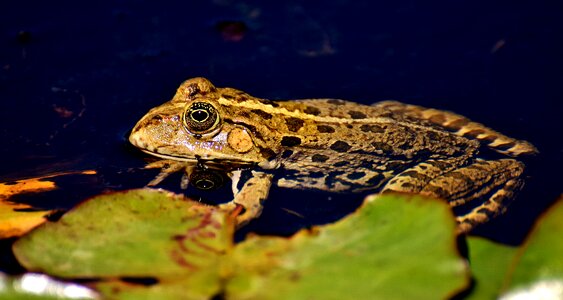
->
183;102;220;135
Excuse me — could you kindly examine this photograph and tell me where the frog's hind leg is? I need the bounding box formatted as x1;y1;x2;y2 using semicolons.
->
372;101;538;157
382;158;525;233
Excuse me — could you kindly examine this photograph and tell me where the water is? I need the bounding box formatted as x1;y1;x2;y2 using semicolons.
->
0;1;561;247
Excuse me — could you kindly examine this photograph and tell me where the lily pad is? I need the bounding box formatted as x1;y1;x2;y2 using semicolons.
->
13;188;231;299
13;190;469;299
226;193;469;299
501;196;563;299
0;178;56;238
0;170;97;238
465;237;517;299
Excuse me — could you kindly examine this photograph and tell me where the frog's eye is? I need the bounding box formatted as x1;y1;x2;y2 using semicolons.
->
183;102;221;135
190;169;224;190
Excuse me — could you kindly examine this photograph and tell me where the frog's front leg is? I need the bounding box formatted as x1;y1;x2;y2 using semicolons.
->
220;170;274;227
382;158;525;233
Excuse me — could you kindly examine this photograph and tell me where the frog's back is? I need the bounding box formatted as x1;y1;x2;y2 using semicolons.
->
277;98;537;157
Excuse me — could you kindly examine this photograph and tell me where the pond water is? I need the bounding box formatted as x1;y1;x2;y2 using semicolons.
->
0;1;561;251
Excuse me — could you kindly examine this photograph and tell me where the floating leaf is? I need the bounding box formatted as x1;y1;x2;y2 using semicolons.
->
465;237;517;299
0;170;96;238
226;193;469;299
0;178;56;238
13;188;231;300
501;196;563;299
13;190;469;299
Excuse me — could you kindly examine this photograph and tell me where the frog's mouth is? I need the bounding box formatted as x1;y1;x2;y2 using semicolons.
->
139;149;255;168
139;149;198;162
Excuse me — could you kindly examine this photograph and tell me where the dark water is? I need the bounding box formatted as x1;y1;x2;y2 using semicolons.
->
1;1;562;246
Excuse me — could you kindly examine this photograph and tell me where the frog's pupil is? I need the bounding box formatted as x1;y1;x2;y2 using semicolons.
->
195;179;214;189
191;109;209;123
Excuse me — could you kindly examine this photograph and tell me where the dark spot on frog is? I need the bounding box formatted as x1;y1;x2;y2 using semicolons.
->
480;134;498;143
371;141;394;153
259;98;280;107
282;150;293;158
333;161;348;167
360;124;384;133
281;136;302;147
304;106;321;115
366;173;384;185
258;147;276;159
317;125;335;133
286;117;304;132
347;171;366;180
311;154;329;162
426;131;441;141
346;124;353;129
495;142;516;151
324;171;345;188
385;160;407;170
330;141;352;152
400;182;415;189
449;171;470;181
425;185;448;198
186;83;200;97
349;111;367;119
401;170;432;182
327;99;346;105
238;111;250;118
398;143;412;150
309;171;325;178
251;109;272;120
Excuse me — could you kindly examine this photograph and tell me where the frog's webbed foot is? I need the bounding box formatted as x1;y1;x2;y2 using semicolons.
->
382;158;525;233
144;159;194;187
219;170;274;228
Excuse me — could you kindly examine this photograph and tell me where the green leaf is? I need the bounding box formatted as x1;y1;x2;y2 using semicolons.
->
226;193;469;299
466;237;517;299
13;190;469;299
13;188;231;299
501;196;563;299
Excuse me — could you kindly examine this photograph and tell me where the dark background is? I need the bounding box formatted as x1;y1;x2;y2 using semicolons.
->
1;1;561;245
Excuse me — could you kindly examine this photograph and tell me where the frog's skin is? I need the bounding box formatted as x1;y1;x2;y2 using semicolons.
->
129;77;537;233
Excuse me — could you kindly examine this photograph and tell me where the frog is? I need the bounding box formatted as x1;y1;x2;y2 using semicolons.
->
129;77;537;233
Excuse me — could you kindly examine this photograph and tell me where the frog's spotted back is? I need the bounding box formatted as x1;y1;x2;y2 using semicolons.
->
130;77;536;232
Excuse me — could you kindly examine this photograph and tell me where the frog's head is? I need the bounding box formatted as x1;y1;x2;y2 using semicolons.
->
129;77;269;165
